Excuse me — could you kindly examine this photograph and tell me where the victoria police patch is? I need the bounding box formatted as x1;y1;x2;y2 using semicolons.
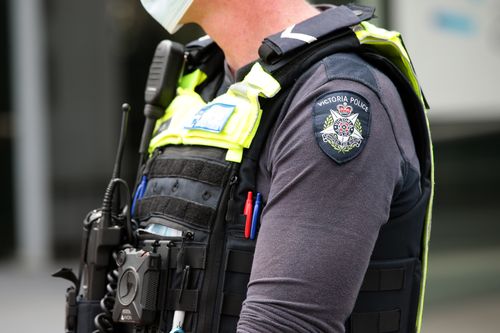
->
313;91;371;164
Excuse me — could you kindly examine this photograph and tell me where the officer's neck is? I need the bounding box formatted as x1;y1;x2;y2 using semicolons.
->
195;0;320;72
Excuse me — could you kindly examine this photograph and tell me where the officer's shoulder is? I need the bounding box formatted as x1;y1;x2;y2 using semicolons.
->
320;52;383;97
304;52;401;165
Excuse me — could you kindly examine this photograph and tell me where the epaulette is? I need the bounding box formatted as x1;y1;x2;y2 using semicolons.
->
256;5;375;88
259;5;375;65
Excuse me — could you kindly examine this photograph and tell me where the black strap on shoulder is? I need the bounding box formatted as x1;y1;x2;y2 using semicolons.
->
185;36;222;73
185;36;225;102
259;5;374;65
258;5;377;88
261;28;360;88
252;4;378;147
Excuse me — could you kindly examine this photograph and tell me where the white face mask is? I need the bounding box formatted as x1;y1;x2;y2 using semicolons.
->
140;0;194;34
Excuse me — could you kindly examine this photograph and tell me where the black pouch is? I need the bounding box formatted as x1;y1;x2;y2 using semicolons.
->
348;257;421;333
208;218;255;333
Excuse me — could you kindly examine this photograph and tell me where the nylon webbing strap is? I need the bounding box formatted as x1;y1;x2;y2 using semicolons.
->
350;309;401;333
360;268;405;292
144;177;222;209
226;250;254;274
166;289;199;312
221;293;246;317
259;5;370;64
261;30;360;89
169;247;206;269
137;196;215;228
149;158;228;187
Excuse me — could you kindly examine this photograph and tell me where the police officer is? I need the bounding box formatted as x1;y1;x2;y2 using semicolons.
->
139;0;432;332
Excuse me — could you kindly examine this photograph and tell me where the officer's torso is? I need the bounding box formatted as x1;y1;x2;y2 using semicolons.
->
133;6;432;333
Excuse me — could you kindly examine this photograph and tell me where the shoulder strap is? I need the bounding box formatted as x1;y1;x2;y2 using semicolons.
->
185;36;225;102
258;5;375;89
259;5;374;64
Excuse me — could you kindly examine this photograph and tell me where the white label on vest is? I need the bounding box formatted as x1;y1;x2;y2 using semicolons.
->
185;102;236;133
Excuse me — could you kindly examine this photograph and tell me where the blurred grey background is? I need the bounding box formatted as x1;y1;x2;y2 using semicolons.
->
0;0;499;332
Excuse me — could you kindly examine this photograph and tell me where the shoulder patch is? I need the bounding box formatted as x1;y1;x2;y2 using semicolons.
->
313;91;371;164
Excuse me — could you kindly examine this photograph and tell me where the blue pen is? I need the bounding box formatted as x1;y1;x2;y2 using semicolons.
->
250;193;262;240
131;175;148;216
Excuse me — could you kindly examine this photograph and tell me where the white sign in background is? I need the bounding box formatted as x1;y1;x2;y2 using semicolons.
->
393;0;500;121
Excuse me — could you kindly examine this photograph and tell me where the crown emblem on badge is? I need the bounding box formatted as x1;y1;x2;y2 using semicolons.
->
337;103;352;117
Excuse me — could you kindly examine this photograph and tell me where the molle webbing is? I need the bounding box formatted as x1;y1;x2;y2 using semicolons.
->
137;146;232;229
144;178;222;209
148;158;228;187
137;196;215;229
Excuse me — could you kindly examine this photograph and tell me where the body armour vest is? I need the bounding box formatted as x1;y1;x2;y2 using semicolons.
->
125;5;433;333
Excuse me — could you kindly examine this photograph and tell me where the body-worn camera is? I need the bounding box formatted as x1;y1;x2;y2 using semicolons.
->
112;247;162;325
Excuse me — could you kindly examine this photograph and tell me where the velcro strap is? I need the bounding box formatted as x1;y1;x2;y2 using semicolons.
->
360;268;405;292
226;250;254;274
350;309;401;333
144;177;222;210
166;289;199;312
169;247;206;269
149;158;228;187
137;196;215;228
221;293;246;317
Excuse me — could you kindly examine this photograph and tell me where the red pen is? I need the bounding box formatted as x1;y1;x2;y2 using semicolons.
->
244;191;253;239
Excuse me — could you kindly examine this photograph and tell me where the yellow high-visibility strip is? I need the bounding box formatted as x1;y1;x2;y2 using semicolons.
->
355;22;426;110
148;63;280;163
355;22;434;333
416;112;435;333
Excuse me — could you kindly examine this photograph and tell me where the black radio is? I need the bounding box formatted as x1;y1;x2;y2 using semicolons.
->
53;39;186;333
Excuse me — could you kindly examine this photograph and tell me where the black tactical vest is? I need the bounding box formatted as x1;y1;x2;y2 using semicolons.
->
127;5;432;333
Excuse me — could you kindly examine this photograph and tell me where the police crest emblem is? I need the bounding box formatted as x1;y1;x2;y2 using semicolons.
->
313;91;371;164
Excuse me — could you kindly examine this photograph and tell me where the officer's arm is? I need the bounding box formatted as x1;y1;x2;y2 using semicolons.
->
237;63;408;332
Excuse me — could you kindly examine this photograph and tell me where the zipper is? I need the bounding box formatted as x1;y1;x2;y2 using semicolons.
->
224;174;239;222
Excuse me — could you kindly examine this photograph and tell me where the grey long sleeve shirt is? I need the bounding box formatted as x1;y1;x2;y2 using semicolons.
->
236;54;420;332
